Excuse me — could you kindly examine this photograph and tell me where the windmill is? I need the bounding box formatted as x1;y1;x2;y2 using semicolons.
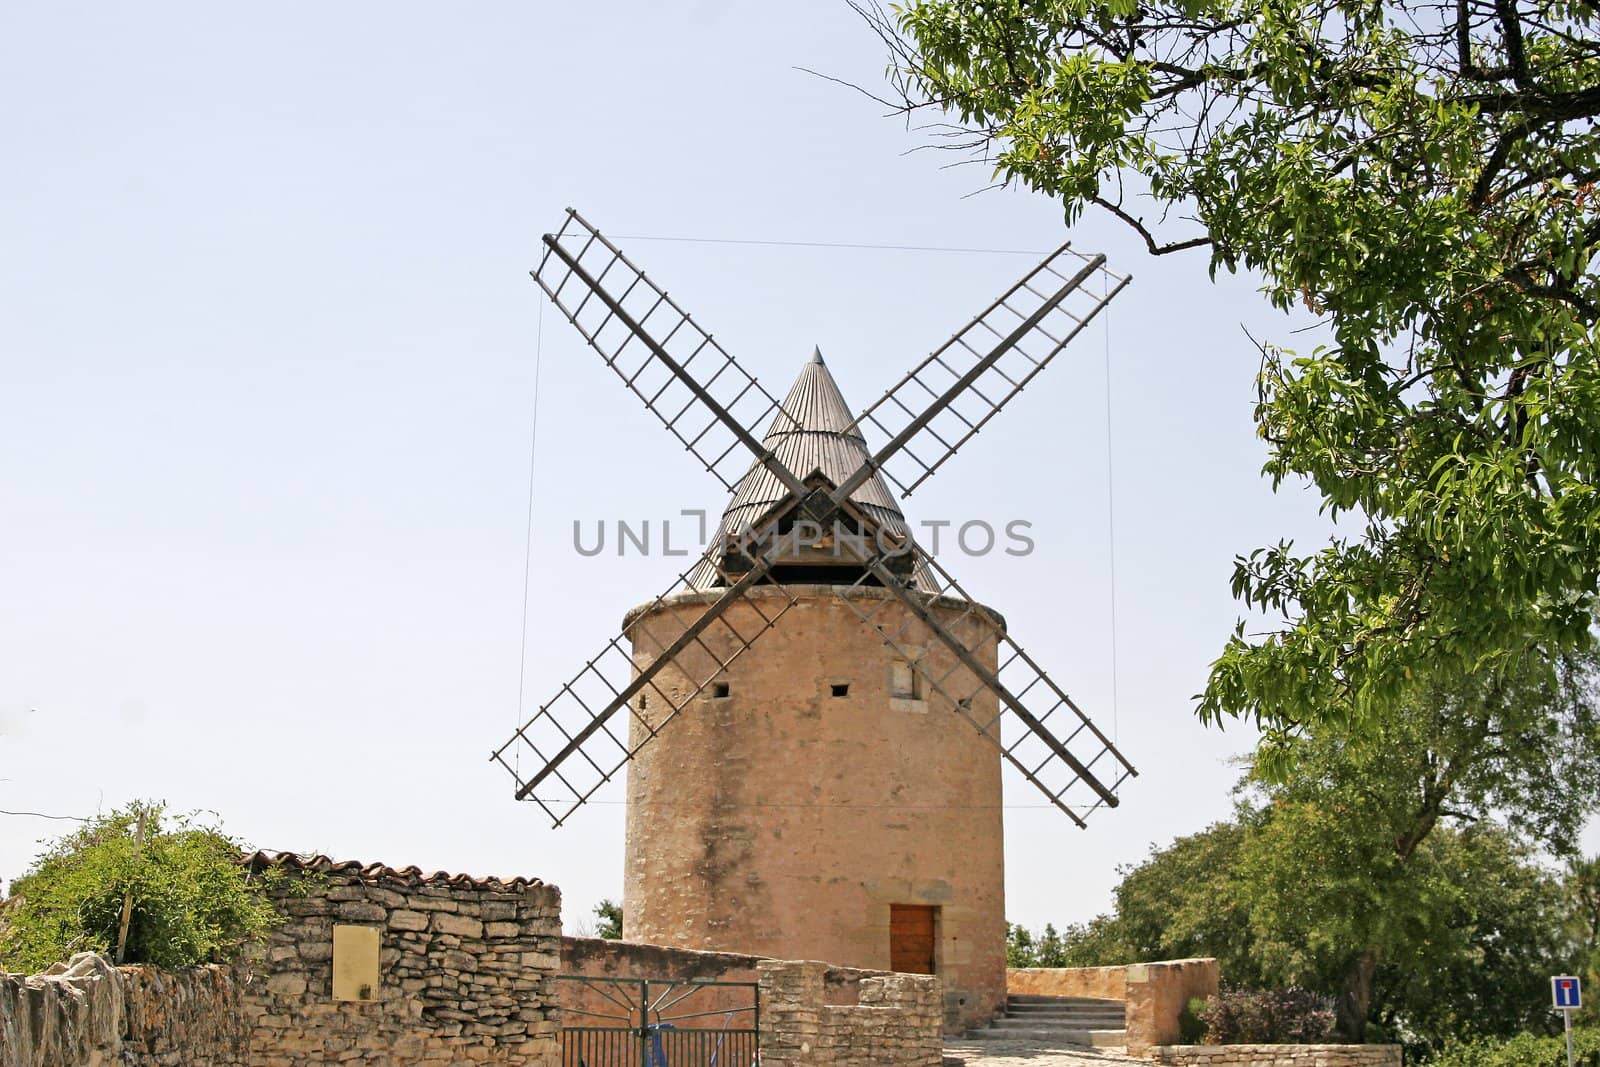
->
491;209;1136;1028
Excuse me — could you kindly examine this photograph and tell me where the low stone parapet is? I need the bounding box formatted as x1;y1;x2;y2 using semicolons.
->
1007;958;1220;1055
1151;1044;1403;1066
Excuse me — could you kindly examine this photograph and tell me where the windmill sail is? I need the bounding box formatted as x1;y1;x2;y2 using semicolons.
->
497;208;1136;830
851;244;1130;499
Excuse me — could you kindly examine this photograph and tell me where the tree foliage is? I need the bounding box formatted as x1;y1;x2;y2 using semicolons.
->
869;0;1600;734
594;899;623;941
1007;921;1072;965
1065;815;1582;1051
1434;1028;1600;1067
1045;648;1599;1049
0;802;281;973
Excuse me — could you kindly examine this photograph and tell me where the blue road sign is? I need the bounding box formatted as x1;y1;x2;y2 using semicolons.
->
1554;975;1582;1010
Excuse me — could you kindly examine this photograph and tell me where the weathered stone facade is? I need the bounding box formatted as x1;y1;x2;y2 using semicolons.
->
121;962;247;1064
1150;1044;1402;1066
3;858;945;1065
1;953;127;1067
759;959;943;1067
239;853;561;1066
624;584;1009;1032
0;953;244;1067
0;854;563;1067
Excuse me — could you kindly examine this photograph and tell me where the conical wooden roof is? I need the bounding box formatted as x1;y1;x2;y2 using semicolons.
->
687;349;936;590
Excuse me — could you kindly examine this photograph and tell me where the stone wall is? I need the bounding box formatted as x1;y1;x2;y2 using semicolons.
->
1007;958;1220;1056
559;938;942;1065
759;959;943;1067
0;953;125;1067
0;952;244;1067
1126;959;1221;1056
1009;963;1127;1001
120;961;246;1064
239;853;562;1066
1150;1044;1402;1066
0;854;564;1067
559;937;766;1033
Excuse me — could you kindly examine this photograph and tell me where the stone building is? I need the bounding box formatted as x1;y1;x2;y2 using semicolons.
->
621;351;1008;1031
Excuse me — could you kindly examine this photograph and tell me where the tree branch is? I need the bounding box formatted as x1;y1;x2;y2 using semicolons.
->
1090;195;1214;254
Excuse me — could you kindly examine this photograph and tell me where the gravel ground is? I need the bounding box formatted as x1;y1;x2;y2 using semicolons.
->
942;1037;1143;1066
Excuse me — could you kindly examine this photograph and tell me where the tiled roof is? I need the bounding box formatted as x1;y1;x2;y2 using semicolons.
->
239;851;546;892
687;349;939;590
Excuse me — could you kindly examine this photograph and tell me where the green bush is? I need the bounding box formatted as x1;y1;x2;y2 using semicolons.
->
1431;1028;1600;1067
1197;987;1337;1044
0;802;281;972
1179;996;1208;1044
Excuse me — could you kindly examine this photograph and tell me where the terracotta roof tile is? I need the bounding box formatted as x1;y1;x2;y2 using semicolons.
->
239;851;546;892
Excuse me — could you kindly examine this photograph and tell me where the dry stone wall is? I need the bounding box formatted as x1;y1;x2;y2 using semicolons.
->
120;961;245;1065
1151;1044;1402;1066
0;953;125;1067
240;853;562;1066
0;953;244;1067
1;853;564;1067
759;959;942;1067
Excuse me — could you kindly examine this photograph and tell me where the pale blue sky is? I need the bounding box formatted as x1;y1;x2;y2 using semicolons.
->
4;3;1584;929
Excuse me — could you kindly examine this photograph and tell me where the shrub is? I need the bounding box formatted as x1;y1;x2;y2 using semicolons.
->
0;802;281;973
1197;987;1337;1045
1179;996;1208;1044
1431;1028;1600;1067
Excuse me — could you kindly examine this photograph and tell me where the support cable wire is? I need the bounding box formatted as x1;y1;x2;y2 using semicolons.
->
0;807;87;822
612;234;1048;256
513;299;547;778
1104;269;1121;765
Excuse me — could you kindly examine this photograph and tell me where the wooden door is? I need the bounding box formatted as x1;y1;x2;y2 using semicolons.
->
889;904;938;974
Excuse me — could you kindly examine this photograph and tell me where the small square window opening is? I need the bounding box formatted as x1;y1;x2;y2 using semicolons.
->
711;682;730;698
890;662;920;700
831;683;849;698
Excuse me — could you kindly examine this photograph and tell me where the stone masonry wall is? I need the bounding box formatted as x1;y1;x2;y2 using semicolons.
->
120;961;246;1064
1;854;564;1067
1009;964;1128;1001
1126;959;1221;1056
0;952;244;1067
1151;1044;1402;1067
0;953;125;1067
759;959;942;1067
240;854;562;1067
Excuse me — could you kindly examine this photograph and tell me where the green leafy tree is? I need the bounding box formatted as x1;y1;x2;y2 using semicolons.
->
1044;647;1597;1048
0;802;281;972
1096;819;1264;987
1006;921;1038;966
1568;855;1600;1026
867;0;1600;737
594;899;623;940
1233;647;1600;1040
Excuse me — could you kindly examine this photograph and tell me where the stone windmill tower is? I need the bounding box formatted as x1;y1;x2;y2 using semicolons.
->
492;211;1137;1031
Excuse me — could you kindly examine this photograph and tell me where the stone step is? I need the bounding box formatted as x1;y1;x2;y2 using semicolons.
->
1004;1003;1126;1018
998;1014;1126;1029
961;1026;1129;1048
1006;995;1122;1007
991;1016;1124;1031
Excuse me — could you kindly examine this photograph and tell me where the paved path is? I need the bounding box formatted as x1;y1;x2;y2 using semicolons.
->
943;1037;1143;1066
